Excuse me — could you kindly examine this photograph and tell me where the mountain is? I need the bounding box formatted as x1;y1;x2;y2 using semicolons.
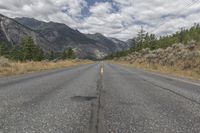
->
15;17;97;47
126;39;135;47
0;14;130;59
109;37;132;51
86;33;129;52
0;14;54;53
15;17;130;58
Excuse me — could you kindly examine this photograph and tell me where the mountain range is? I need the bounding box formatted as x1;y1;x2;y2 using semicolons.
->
0;14;130;59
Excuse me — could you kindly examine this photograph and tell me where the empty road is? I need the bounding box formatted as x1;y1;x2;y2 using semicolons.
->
0;63;200;133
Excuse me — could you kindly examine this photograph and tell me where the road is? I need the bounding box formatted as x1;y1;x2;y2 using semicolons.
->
0;62;200;133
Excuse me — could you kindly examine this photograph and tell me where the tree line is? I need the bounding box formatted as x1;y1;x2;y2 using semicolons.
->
0;37;76;61
105;23;200;59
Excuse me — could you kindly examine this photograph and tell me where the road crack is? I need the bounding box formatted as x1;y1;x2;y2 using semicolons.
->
89;65;104;133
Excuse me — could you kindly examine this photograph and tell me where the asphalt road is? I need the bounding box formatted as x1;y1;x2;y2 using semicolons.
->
0;62;200;133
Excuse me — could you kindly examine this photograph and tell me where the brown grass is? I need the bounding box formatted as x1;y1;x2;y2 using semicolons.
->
0;57;93;77
111;60;200;81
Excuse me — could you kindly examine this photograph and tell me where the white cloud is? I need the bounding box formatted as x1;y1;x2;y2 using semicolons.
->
60;0;87;17
0;0;200;41
89;2;112;15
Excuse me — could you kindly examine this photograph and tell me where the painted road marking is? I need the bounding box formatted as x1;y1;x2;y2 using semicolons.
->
100;65;104;76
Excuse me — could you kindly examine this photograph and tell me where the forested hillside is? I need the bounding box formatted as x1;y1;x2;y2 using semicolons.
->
105;24;200;59
0;37;76;61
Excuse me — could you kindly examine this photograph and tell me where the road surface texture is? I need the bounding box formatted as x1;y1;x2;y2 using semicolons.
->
0;62;200;133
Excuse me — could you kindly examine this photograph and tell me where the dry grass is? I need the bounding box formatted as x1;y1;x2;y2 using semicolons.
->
0;57;93;77
111;60;200;81
110;43;200;81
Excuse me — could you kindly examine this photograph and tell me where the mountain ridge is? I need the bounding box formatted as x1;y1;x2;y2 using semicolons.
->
0;14;130;59
0;14;54;52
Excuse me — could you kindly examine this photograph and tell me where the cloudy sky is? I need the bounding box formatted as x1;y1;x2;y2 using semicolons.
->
0;0;200;40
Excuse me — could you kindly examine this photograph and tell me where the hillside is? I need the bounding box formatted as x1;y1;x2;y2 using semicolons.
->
86;33;129;52
0;14;54;53
106;24;200;60
14;17;130;59
109;24;200;79
0;14;130;59
114;43;200;79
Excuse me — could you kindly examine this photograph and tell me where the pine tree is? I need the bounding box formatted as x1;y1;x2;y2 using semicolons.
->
0;42;6;56
62;49;67;60
67;47;76;59
9;46;23;60
21;37;44;61
135;26;146;50
36;46;44;61
21;37;33;61
149;34;157;50
49;50;55;60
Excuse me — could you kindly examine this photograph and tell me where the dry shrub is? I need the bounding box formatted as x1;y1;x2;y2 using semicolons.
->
116;43;200;80
0;57;11;67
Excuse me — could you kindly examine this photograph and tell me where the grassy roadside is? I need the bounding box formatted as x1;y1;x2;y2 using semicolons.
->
110;60;200;81
0;57;93;77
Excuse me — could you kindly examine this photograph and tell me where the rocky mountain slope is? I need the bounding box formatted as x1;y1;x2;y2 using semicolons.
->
0;14;54;52
85;33;129;52
14;17;130;59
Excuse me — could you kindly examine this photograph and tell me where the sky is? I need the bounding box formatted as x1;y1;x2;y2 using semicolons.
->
0;0;200;41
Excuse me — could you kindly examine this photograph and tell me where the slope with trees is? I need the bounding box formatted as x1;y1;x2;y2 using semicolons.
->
105;24;200;59
0;37;76;61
